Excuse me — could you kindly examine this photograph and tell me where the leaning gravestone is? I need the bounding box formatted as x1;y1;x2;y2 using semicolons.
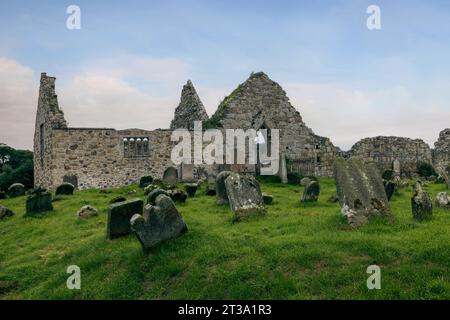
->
146;189;170;206
411;181;433;221
216;171;232;205
185;183;198;197
130;194;188;250
224;173;265;222
8;183;25;197
333;157;391;226
25;188;53;215
163;167;178;184
301;181;320;202
107;198;143;239
0;205;14;220
55;183;75;195
435;192;450;209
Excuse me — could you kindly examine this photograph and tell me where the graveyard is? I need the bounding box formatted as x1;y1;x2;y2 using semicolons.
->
0;177;449;299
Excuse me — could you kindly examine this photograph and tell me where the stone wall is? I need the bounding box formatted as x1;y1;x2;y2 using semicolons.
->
204;72;340;177
48;128;174;189
349;136;433;176
433;128;450;172
33;73;67;189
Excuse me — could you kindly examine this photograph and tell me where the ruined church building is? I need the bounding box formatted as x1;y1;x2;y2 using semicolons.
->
34;72;450;190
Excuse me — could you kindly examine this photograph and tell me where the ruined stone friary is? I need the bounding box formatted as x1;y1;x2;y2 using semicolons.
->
33;72;450;190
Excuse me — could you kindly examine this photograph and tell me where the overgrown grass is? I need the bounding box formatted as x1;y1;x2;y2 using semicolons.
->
0;178;449;299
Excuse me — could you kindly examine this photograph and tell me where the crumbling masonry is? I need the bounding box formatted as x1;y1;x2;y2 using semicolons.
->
34;72;449;190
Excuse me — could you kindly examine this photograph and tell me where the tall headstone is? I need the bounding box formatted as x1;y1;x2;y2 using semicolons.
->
334;157;391;226
393;159;401;177
215;171;232;205
411;181;433;221
163;167;178;184
224;173;265;222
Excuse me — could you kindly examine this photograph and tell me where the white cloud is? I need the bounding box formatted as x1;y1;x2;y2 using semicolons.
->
0;57;37;150
283;82;450;150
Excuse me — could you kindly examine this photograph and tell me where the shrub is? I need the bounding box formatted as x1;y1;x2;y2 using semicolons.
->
417;162;437;178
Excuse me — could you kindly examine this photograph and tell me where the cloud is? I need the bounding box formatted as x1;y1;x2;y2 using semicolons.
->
283;82;450;150
0;57;37;150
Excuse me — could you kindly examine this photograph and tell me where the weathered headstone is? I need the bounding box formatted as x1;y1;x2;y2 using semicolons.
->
130;194;188;250
180;163;195;182
411;181;433;221
333;157;391;226
224;173;265;222
107;198;143;239
301;181;320;202
185;183;198;197
435;192;450;209
77;205;98;219
109;196;127;204
393;159;401;177
144;184;158;195
300;177;311;187
25;188;53;215
168;189;187;203
8;183;25;197
139;175;154;188
63;175;78;189
384;180;396;201
163;167;178;184
216;171;232;205
146;189;170;206
55;183;75;195
0;205;14;219
262;193;273;205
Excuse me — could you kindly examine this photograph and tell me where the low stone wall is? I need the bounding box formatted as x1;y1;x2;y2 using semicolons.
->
349;136;433;176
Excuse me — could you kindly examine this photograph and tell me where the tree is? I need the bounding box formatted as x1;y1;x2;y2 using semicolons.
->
0;144;34;191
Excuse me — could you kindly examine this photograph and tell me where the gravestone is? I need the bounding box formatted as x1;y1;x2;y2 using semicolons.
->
8;183;25;197
55;183;75;195
109;196;127;204
333;157;391;226
107;198;143;239
168;189;187;203
146;189;170;206
300;177;311;187
224;173;265;222
77;205;98;219
435;192;450;209
393;159;401;177
185;183;198;197
216;171;232;205
63;175;78;189
25;188;53;215
262;193;273;205
139;175;153;188
0;205;14;219
301;181;320;202
130;194;188;250
384;180;396;201
163;167;178;184
411;181;433;221
180;163;195;182
144;184;158;195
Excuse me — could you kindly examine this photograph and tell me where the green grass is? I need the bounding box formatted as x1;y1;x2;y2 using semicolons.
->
0;178;449;299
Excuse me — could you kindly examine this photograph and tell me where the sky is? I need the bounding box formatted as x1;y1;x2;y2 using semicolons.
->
0;0;449;151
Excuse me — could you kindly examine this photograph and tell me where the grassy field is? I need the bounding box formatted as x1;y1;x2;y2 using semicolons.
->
0;178;449;300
